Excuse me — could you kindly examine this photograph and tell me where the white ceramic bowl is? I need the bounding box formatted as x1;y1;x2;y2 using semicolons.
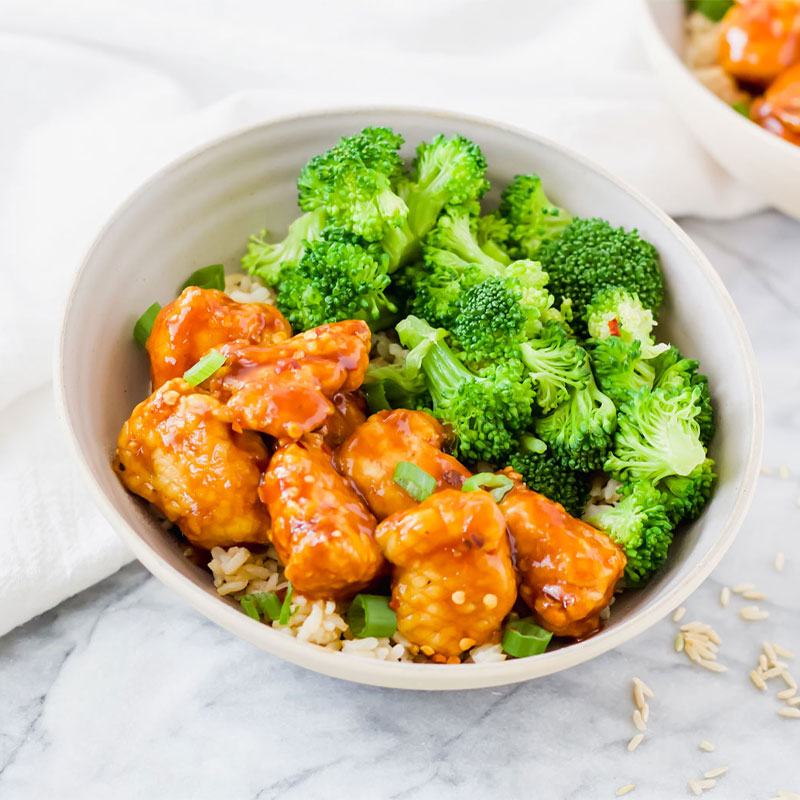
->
56;108;763;690
640;0;800;219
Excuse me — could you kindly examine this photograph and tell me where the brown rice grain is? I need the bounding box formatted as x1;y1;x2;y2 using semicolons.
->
627;733;644;752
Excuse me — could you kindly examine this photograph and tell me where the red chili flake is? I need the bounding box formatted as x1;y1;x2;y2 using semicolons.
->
607;318;621;337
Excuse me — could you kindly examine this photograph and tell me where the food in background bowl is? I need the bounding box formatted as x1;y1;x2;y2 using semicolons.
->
684;0;800;145
113;127;717;666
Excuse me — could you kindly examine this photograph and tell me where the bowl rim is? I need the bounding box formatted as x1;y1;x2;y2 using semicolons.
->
53;105;764;690
638;0;800;162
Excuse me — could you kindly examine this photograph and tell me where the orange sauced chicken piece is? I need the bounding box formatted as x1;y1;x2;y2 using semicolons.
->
336;409;472;520
719;0;800;85
374;489;516;658
258;435;383;599
146;286;292;389
751;60;800;142
318;391;368;450
114;378;271;550
207;320;371;440
498;470;626;638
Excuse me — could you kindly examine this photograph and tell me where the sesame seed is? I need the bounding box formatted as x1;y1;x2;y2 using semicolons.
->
699;741;715;752
720;587;730;607
451;591;466;605
704;766;728;779
673;606;687;622
627;733;643;752
482;593;498;609
616;784;636;796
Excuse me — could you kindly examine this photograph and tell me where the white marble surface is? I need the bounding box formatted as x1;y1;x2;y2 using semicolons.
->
2;211;800;800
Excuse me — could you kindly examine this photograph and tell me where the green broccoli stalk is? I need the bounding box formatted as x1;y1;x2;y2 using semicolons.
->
586;336;656;408
660;457;716;524
583;482;674;587
605;386;707;484
296;127;416;269
534;365;617;471
651;347;715;446
396;315;534;463
508;435;592;517
584;287;668;358
399;134;490;240
538;218;664;333
519;321;591;412
242;208;327;285
276;229;397;331
499;174;573;259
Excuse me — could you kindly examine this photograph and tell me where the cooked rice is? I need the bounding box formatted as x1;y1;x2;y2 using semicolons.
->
684;11;722;69
223;272;277;305
370;330;409;368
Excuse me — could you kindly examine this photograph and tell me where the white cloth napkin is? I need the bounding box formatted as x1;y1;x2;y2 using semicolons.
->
0;0;765;636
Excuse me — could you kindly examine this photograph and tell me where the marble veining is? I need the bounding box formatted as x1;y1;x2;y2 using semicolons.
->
1;211;799;800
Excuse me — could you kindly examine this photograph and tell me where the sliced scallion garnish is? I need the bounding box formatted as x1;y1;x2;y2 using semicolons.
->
278;584;294;626
183;349;226;386
501;617;552;658
393;461;436;502
461;472;514;503
239;595;260;621
254;592;283;621
133;302;161;347
347;594;397;638
180;264;225;292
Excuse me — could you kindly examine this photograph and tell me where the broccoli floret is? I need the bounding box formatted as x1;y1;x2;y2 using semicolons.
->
520;321;590;412
584;287;668;358
450;277;526;365
508;435;592;517
534;365;617;471
362;338;433;413
276;229;397;331
539;218;664;333
476;213;512;264
396;315;534;463
499;174;573;259
399;134;490;240
505;260;566;336
242;209;327;285
605;386;707;484
583;482;674;587
660;457;716;524
651;347;715;446
586;336;656;408
423;207;507;276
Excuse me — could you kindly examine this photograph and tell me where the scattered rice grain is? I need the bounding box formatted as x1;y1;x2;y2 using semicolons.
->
777;687;797;700
764;641;778;666
719;587;730;607
760;465;773;476
704;766;728;779
774;552;785;572
675;632;685;652
782;672;797;690
733;582;755;593
742;590;767;601
673;606;687;622
739;606;769;621
632;709;646;732
777;707;800;718
641;703;649;723
762;666;786;680
689;779;702;796
627;733;644;752
699;741;715;752
616;784;636;796
750;670;768;691
788;696;800;706
773;643;795;659
633;677;654;698
779;463;790;479
759;654;769;672
698;779;717;790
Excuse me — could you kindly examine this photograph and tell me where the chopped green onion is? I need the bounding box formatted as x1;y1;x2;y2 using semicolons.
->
183;349;226;386
278;584;294;626
133;302;161;347
180;264;225;292
253;592;282;621
732;101;751;118
239;595;260;620
347;594;397;638
501;617;553;658
689;0;733;21
461;472;514;503
393;461;436;502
